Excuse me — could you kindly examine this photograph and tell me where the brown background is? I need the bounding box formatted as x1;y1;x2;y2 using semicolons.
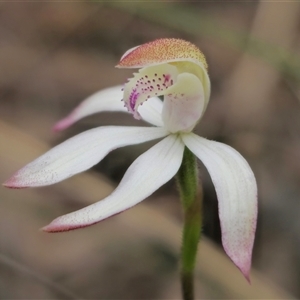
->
0;1;300;299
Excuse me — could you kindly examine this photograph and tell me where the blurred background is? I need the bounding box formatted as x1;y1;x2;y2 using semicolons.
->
0;1;300;299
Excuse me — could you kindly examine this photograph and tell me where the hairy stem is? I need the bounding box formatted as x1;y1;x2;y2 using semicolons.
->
176;147;202;300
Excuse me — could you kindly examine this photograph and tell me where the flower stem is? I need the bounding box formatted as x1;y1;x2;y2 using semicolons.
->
176;146;202;300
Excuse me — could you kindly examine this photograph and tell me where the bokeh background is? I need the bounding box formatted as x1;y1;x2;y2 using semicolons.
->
0;1;300;299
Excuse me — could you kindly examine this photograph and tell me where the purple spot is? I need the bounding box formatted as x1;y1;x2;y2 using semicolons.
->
164;74;171;85
129;88;139;110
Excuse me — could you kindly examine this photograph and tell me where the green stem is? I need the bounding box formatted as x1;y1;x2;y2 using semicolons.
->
176;147;202;300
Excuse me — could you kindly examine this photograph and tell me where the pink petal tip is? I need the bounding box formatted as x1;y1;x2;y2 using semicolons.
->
226;249;252;282
52;117;73;132
41;223;79;233
41;219;97;233
3;174;27;189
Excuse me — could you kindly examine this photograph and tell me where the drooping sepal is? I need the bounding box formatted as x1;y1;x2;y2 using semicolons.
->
182;133;257;280
4;127;168;188
42;135;185;232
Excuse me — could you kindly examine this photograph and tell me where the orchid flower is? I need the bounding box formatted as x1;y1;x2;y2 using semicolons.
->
4;38;257;279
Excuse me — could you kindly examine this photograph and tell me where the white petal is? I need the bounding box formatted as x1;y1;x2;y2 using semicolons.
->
162;72;205;133
138;96;163;127
53;86;126;131
182;133;257;279
4;126;169;188
42;134;184;232
53;85;164;131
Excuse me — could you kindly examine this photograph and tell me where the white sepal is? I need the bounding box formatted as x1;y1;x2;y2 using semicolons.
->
42;134;184;232
4;126;169;188
182;133;257;279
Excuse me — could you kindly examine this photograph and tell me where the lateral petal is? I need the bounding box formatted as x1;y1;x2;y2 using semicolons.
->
53;86;126;132
182;133;257;279
4;126;168;188
42;134;184;232
53;86;164;131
